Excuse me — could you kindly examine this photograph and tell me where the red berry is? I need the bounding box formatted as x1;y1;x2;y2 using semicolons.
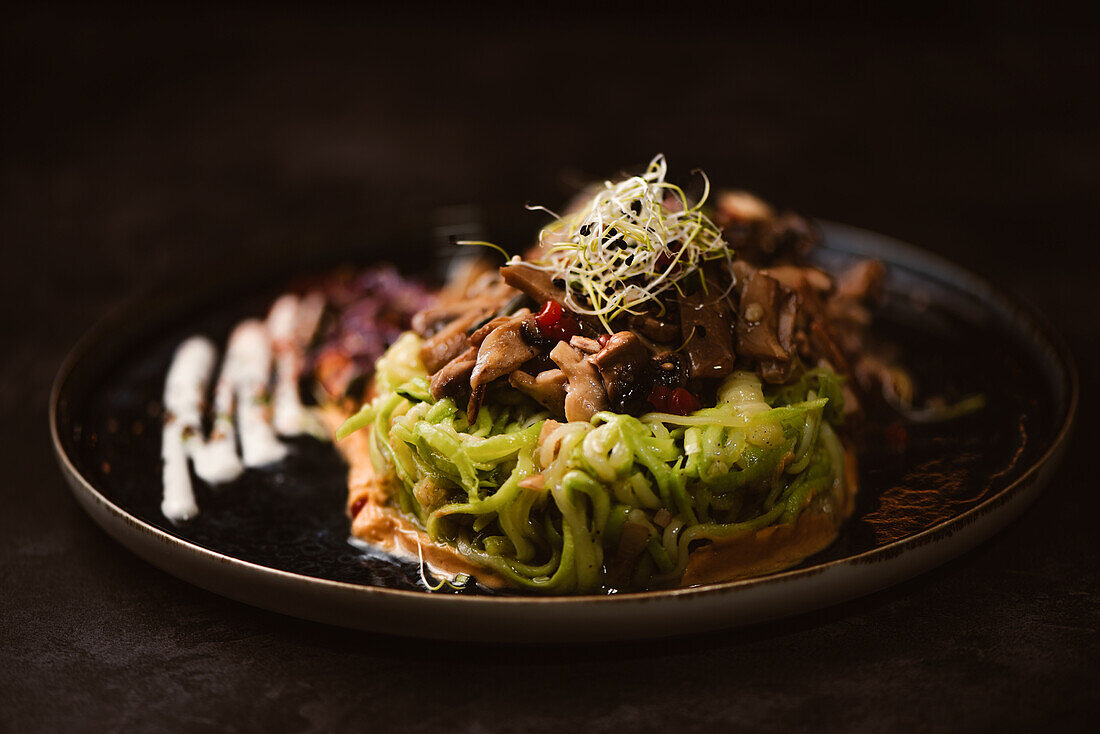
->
648;384;671;412
535;300;564;331
598;334;611;347
546;314;578;342
535;301;581;342
669;388;699;416
349;496;368;518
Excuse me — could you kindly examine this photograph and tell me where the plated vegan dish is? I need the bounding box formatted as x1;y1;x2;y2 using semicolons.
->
156;155;955;595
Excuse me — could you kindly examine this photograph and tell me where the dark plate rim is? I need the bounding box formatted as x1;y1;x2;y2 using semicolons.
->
49;221;1079;606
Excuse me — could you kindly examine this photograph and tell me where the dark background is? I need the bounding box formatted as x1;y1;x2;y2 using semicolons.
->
3;5;1098;732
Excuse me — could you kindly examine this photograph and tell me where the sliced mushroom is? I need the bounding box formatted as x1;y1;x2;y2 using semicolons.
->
549;341;609;422
678;291;736;380
589;331;652;414
509;368;568;417
716;190;774;225
826;259;885;357
763;265;833;294
411;303;472;338
628;312;681;343
569;335;602;354
835;259;885;301
429;346;478;400
808;321;850;376
499;262;568;307
758;285;800;383
467;316;537;420
734;263;795;363
717;192;819;264
419;309;489;373
413;272;517;338
469;307;531;347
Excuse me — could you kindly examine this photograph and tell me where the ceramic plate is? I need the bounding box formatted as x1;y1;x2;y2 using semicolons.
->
50;222;1077;642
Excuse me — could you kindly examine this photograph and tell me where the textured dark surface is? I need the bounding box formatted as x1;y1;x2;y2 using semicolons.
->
3;7;1098;733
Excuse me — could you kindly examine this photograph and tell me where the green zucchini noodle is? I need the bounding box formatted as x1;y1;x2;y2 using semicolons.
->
339;334;848;594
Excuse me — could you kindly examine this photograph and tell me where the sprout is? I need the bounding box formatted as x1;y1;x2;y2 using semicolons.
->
518;154;735;332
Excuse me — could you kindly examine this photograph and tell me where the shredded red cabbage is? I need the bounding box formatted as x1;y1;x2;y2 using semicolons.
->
309;266;434;397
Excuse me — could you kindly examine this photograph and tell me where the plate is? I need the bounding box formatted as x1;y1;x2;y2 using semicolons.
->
50;222;1077;642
